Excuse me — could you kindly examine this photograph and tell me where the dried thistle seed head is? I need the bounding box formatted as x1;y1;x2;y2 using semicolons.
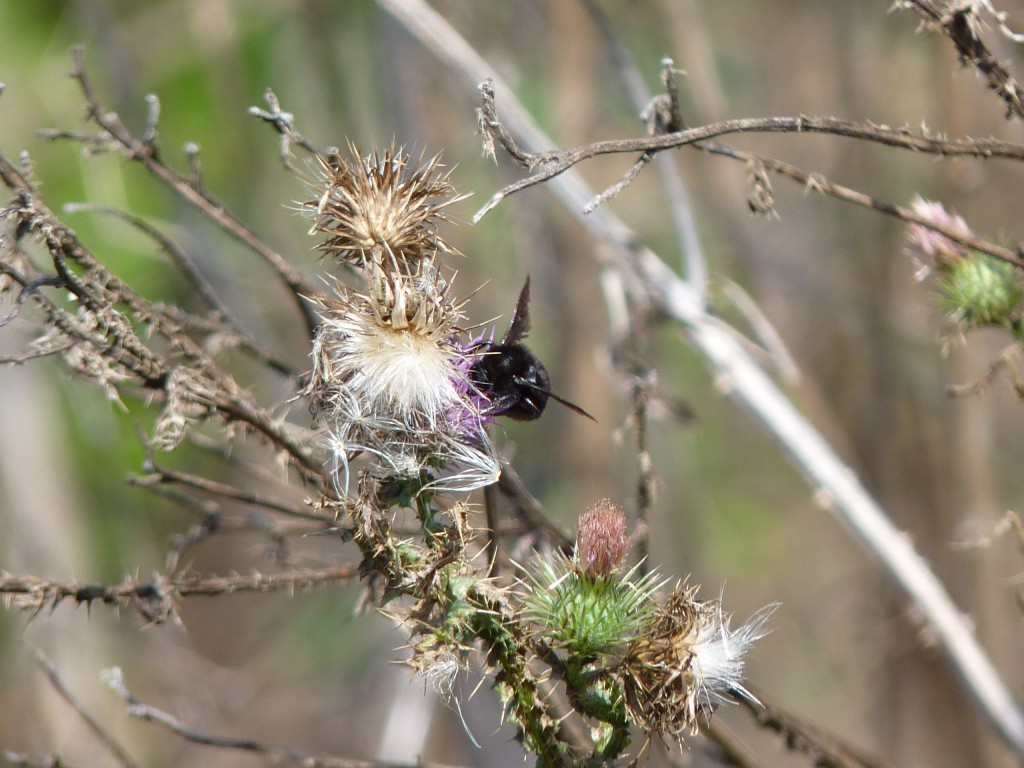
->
306;142;462;269
308;274;499;495
310;272;464;424
575;499;629;579
621;583;775;739
408;642;464;700
907;196;973;279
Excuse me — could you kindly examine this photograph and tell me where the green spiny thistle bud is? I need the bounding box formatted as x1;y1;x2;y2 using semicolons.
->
523;501;660;657
940;252;1020;329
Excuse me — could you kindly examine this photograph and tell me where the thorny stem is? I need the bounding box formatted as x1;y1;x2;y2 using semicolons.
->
468;586;580;766
898;0;1024;121
1;568;358;621
0;149;322;480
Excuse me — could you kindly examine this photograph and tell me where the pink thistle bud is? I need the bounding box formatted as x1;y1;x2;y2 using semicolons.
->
575;499;629;579
907;196;973;279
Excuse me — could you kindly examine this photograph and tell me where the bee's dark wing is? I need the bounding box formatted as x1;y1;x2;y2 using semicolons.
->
502;277;532;345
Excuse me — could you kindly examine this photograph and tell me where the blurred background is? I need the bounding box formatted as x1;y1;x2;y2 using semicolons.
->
2;1;1024;766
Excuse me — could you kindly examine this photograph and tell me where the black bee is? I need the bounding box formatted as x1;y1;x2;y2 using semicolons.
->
470;279;595;422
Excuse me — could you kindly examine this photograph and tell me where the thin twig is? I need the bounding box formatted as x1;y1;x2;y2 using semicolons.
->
61;202;296;376
576;6;710;294
946;342;1024;397
630;369;655;575
62;46;321;339
478;85;1024;270
2;750;81;768
27;646;140;768
735;687;897;768
130;461;331;524
695;140;1024;268
474;90;1024;224
1;568;357;622
102;667;442;768
719;277;801;385
495;461;573;549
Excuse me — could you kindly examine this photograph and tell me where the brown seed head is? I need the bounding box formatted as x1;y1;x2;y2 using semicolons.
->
307;142;462;269
621;582;708;738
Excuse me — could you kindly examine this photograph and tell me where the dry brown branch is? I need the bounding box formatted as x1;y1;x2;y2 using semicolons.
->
1;567;357;623
736;688;897;768
101;667;448;768
477;82;1024;269
474;79;1024;222
54;46;321;338
898;0;1024;120
29;647;140;768
695;140;1024;268
0;147;321;477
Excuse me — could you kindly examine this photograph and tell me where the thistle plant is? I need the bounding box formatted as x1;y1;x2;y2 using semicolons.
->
523;499;660;658
621;583;777;740
304;144;499;496
7;8;1024;767
299;150;775;762
907;196;1023;337
520;500;774;757
0;53;777;768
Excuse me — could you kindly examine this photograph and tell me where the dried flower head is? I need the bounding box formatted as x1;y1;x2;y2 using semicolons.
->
407;639;465;700
622;583;776;739
308;267;498;494
575;499;629;579
907;196;973;280
306;143;462;269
